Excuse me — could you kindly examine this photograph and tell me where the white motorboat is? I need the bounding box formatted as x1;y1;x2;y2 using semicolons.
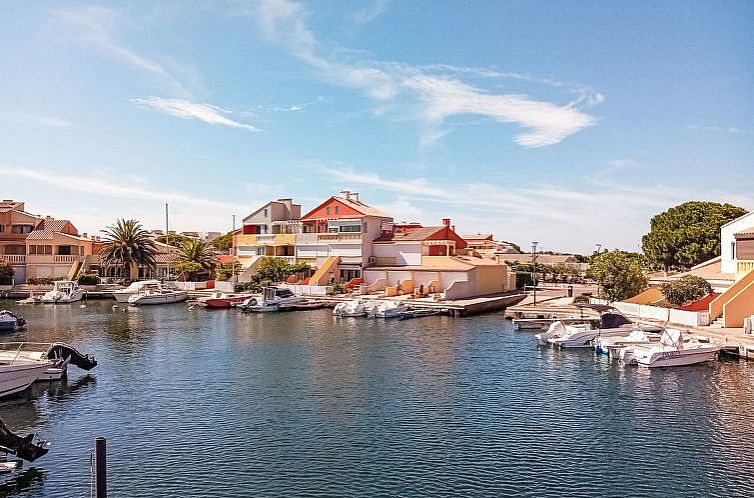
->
594;330;661;358
536;304;662;347
0;311;26;332
0;342;97;381
333;298;378;317
112;280;161;303
623;329;720;368
41;280;85;304
128;287;188;306
0;361;52;398
241;287;306;313
372;301;409;318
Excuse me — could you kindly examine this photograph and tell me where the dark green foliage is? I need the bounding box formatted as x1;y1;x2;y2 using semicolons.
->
328;283;345;295
572;294;591;304
661;275;713;307
216;261;242;281
642;201;747;270
27;277;67;285
77;274;100;285
589;250;648;302
174;239;215;281
212;232;234;251
0;261;12;285
156;233;194;247
248;258;311;286
100;219;157;280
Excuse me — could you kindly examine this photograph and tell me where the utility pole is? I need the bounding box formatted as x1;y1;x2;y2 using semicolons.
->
531;241;539;304
232;214;237;288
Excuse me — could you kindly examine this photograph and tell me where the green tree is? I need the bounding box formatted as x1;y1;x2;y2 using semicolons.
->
589;250;648;302
173;239;215;280
661;275;713;307
0;260;13;285
212;231;234;251
248;258;312;285
156;233;193;247
642;201;747;270
216;261;242;281
100;219;157;280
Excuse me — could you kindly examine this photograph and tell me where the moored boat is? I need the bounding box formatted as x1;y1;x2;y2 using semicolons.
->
0;361;53;398
41;281;85;304
622;329;720;368
196;292;250;309
241;287;306;313
371;301;409;318
0;311;26;332
0;342;97;381
128;287;188;306
112;280;161;303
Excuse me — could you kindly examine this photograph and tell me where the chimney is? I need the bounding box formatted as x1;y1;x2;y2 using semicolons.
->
442;218;451;228
451;225;456;232
351;192;360;202
82;233;88;238
340;190;351;200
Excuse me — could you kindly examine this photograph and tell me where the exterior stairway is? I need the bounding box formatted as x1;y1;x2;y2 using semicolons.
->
309;256;340;286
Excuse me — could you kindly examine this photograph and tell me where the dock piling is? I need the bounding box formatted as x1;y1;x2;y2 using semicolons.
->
95;437;107;498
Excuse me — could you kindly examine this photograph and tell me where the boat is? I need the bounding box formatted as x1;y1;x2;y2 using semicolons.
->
0;342;97;381
593;330;661;357
128;287;188;306
399;308;448;320
278;301;325;312
621;329;721;368
112;280;161;303
0;312;25;332
15;294;43;305
0;361;53;398
241;287;306;313
333;298;378;317
40;281;85;304
536;304;663;347
371;301;409;318
196;291;250;309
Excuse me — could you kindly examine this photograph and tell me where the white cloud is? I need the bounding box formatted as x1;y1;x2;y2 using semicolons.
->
244;0;600;148
55;6;194;97
687;124;753;136
351;0;391;27
130;97;261;131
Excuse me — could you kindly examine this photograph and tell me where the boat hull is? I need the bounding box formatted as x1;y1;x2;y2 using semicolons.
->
636;348;719;367
0;363;51;398
112;292;136;303
129;291;188;305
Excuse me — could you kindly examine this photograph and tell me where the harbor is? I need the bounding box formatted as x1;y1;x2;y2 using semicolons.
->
1;299;754;497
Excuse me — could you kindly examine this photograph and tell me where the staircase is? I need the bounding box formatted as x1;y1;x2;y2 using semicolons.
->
309;256;339;286
237;256;264;282
710;317;725;328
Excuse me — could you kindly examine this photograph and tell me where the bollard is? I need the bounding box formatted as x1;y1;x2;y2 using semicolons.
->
95;437;107;498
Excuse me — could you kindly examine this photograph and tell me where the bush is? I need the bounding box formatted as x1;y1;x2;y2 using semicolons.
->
328;284;345;295
515;272;533;289
27;276;67;285
661;275;712;307
77;274;100;285
572;294;591;304
0;261;13;285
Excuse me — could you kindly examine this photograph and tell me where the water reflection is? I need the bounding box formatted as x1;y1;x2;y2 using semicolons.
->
0;468;46;497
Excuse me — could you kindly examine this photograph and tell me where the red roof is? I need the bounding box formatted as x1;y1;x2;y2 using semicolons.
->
301;195;391;221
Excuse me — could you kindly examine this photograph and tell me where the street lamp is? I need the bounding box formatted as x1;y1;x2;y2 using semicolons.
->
531;241;539;304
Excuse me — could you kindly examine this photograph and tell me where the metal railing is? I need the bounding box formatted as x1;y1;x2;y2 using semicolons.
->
0;255;26;263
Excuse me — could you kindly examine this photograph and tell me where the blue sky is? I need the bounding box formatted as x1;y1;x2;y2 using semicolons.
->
1;1;752;253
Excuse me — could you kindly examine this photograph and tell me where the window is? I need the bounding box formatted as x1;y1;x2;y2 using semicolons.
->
57;245;72;256
0;225;4;232
732;241;736;259
11;225;33;234
339;225;361;233
326;207;331;215
335;206;339;215
264;208;268;217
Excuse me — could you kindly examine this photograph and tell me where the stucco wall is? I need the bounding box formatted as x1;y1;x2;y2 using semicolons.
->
372;243;422;266
721;212;754;274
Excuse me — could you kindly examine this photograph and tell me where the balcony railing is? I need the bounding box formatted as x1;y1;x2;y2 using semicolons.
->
54;255;80;263
0;255;26;263
255;235;275;244
737;260;754;280
317;233;362;242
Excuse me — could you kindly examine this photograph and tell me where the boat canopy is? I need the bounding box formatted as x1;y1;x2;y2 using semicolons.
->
660;329;684;349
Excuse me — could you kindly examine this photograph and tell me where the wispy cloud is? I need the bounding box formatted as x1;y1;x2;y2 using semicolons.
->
55;6;194;97
245;0;600;147
130;97;261;131
351;0;391;27
0;111;74;128
687;124;753;136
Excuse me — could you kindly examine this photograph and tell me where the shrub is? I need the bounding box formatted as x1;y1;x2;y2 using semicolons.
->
328;284;345;295
661;275;713;307
572;294;591;304
27;276;67;285
77;274;100;285
0;261;13;285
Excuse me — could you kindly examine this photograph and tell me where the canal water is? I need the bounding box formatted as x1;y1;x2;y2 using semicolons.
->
0;300;752;497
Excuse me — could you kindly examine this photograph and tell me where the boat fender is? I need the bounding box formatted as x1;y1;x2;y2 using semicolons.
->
248;298;258;306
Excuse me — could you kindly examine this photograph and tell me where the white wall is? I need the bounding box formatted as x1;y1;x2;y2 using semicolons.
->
722;212;754;273
372;243;422;265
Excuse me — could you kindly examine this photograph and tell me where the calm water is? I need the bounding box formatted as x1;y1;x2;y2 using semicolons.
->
0;300;752;497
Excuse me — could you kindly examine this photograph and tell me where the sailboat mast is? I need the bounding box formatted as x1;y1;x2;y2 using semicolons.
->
165;203;170;281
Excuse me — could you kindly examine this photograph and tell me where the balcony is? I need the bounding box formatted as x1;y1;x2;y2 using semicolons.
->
255;234;275;244
317;233;362;243
26;255;85;265
737;260;754;281
0;255;25;264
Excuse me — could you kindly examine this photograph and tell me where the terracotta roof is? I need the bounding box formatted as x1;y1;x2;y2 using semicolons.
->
373;226;446;243
670;256;735;282
335;196;391;218
35;218;74;233
461;233;493;240
367;255;505;271
734;226;754;237
501;254;578;265
26;230;88;241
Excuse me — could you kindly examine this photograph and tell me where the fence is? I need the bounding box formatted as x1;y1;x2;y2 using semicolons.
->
592;299;710;327
278;283;329;296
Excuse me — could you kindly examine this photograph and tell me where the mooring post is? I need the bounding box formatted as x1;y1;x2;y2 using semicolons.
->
95;437;107;498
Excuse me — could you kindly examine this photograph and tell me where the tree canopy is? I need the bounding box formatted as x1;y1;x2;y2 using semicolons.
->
589;250;648;302
212;231;234;251
100;219;157;280
156;233;194;247
661;275;713;307
642;201;747;270
0;260;13;285
173;239;215;281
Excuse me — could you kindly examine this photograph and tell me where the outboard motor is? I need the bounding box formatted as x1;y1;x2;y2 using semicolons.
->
0;418;48;462
48;343;97;371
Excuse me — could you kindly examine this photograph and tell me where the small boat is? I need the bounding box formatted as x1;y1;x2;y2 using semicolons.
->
112;280;161;303
593;330;661;357
0;342;97;381
0;361;53;398
278;301;325;311
128;287;188;306
15;294;43;305
333;298;377;317
41;281;85;304
196;292;250;309
371;301;409;318
241;287;306;313
0;312;26;332
622;329;721;367
399;308;447;320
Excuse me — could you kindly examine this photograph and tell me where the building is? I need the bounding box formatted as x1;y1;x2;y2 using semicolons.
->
462;233;521;258
24;216;100;281
0;200;42;283
299;191;393;284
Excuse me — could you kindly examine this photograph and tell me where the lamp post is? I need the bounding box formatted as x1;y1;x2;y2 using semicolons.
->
531;241;538;304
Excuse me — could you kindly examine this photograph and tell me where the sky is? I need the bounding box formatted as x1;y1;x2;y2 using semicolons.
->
1;0;752;253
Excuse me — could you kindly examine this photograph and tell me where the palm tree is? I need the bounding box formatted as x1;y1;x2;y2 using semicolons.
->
174;239;215;281
100;219;157;281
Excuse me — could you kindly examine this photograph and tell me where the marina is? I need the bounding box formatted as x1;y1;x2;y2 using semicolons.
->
0;299;753;496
